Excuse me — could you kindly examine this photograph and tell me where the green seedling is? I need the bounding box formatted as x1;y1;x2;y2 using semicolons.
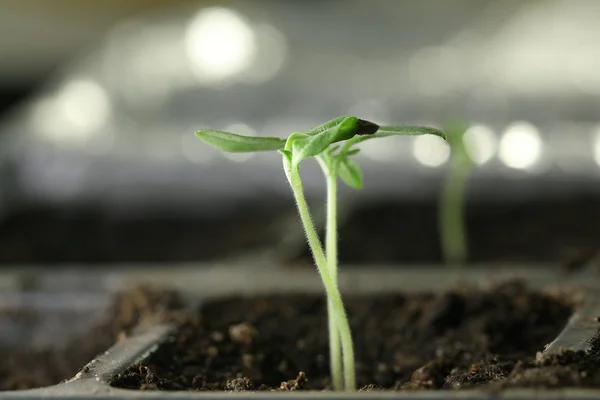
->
439;121;473;265
196;116;446;391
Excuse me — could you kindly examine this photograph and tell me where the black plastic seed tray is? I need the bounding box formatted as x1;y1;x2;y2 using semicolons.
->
1;264;600;399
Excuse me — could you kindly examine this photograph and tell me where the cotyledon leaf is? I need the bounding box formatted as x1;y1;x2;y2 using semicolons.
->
345;125;446;148
195;130;286;153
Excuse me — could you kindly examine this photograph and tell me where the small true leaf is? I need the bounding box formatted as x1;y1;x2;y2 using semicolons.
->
338;157;363;189
284;131;309;151
278;149;293;163
343;148;361;157
196;130;286;153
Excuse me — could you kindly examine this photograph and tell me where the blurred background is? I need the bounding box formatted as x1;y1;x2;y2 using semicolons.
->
0;0;599;266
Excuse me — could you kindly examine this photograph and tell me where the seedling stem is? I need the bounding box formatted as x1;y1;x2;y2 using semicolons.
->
316;155;343;391
287;164;355;390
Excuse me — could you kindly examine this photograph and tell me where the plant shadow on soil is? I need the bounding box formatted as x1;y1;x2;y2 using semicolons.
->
110;280;600;392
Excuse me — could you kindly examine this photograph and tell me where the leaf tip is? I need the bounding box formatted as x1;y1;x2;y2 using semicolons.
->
356;119;380;136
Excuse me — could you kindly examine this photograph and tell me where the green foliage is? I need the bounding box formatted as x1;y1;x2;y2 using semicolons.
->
195;130;286;152
196;117;446;190
338;157;363;189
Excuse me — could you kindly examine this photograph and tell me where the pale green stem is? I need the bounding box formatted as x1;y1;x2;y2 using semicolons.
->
439;158;471;265
316;156;342;391
287;166;355;391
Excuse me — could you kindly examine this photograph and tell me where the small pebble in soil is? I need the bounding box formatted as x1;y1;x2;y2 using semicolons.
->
226;377;254;392
229;322;257;347
279;372;307;391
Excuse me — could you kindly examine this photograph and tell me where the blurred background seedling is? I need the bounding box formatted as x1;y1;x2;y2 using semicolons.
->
439;120;473;266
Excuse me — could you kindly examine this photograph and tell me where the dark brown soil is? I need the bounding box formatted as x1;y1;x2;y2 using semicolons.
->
0;287;183;391
110;280;591;391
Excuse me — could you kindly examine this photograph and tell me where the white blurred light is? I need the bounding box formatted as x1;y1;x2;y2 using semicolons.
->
242;24;287;84
359;137;399;162
113;24;184;109
186;7;256;82
30;78;112;144
594;127;600;167
463;125;497;165
499;122;542;169
182;129;215;164
58;80;111;132
412;135;450;167
221;123;255;162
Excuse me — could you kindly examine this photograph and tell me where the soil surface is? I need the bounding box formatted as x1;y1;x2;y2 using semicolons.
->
0;287;183;391
110;280;595;391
